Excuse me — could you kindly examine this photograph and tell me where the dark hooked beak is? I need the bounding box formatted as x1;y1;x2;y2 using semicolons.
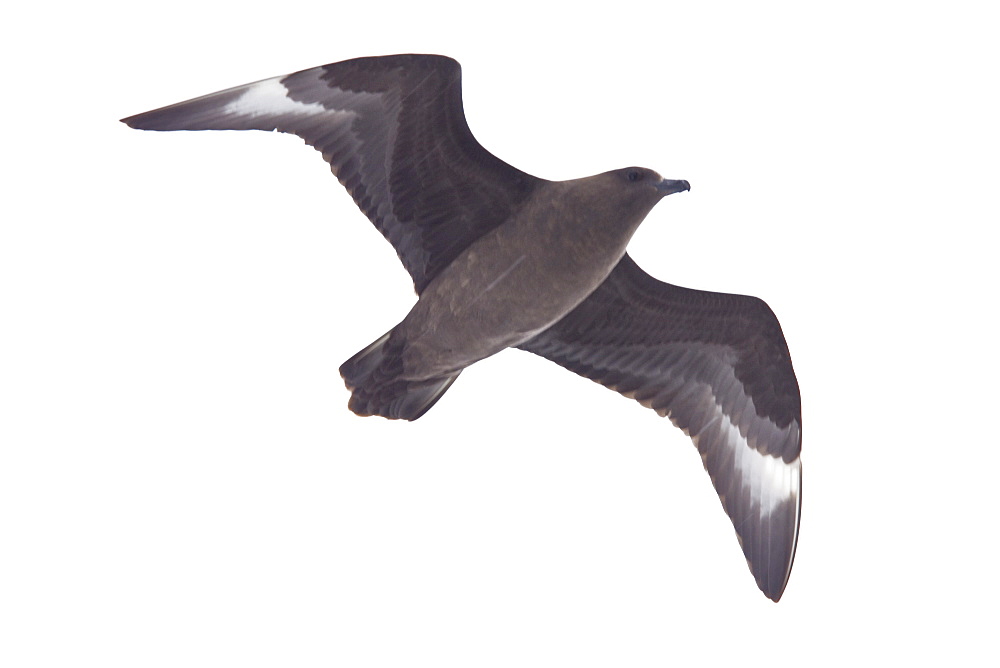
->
655;179;691;196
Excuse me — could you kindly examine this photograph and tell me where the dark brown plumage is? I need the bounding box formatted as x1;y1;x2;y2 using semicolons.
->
122;54;801;601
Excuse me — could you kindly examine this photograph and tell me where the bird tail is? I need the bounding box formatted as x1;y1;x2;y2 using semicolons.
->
339;331;460;421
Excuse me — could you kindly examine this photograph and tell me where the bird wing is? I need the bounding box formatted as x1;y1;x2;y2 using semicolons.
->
122;54;542;293
519;254;802;601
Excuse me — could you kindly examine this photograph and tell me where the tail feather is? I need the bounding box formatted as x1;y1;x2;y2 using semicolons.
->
340;331;393;390
340;331;460;421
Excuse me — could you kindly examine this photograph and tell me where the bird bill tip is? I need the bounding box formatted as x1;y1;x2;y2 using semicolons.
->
656;178;691;195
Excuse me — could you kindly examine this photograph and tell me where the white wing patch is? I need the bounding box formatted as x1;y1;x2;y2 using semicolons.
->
723;415;800;515
688;395;801;596
689;389;800;526
223;77;340;119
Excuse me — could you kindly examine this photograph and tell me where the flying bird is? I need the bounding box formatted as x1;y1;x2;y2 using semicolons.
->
122;54;801;601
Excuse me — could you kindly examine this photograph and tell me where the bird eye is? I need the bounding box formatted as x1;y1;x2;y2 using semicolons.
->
626;169;642;182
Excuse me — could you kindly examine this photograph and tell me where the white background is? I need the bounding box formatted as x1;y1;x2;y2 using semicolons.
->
3;1;998;665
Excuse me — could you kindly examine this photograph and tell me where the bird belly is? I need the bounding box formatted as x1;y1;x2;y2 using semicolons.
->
397;233;621;381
